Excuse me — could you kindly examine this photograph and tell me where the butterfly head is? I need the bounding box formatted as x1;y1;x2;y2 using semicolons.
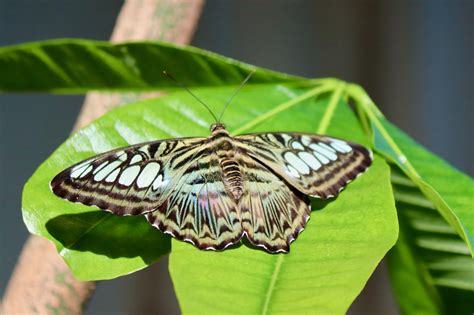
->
210;123;227;133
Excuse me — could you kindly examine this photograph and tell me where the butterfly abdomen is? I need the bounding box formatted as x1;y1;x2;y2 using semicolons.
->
210;126;245;201
220;158;243;201
215;137;243;200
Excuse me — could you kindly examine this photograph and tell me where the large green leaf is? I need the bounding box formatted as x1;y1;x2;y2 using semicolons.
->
387;166;473;315
0;39;301;93
22;80;398;315
168;85;398;314
347;84;474;256
20;81;330;280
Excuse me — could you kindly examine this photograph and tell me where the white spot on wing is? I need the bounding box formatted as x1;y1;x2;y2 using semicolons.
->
70;163;89;179
105;168;120;183
93;161;108;174
118;165;141;186
310;143;338;161
318;142;336;153
284;152;310;175
151;174;162;190
94;161;122;181
330;139;353;153
291;141;304;150
152;174;167;190
298;152;321;170
130;154;142;164
301;135;312;146
116;152;127;161
137;162;160;188
285;165;300;178
313;151;330;164
71;161;89;172
78;165;93;178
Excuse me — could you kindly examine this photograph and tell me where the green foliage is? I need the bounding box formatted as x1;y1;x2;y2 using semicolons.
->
171;157;396;315
387;166;473;315
0;39;470;313
0;39;300;92
349;85;473;255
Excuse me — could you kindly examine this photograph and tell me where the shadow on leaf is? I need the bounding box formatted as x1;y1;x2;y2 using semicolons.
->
46;211;170;264
310;197;332;211
47;198;332;258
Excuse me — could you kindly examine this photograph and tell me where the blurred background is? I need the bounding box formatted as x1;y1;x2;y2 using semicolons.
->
0;1;472;314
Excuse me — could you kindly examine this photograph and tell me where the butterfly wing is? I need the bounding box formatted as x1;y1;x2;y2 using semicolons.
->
236;133;373;199
238;154;311;253
146;149;242;250
51;138;243;251
51;137;206;216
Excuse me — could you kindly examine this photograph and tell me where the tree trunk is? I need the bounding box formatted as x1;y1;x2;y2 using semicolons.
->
1;1;204;313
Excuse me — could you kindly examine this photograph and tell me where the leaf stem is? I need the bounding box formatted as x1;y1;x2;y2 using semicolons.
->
346;84;421;177
233;82;336;135
317;81;345;134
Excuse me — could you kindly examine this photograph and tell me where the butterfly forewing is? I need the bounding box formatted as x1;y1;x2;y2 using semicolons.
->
51;137;206;216
235;133;373;199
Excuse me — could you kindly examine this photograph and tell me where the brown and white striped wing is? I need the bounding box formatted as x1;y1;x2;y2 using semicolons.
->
238;154;311;253
146;151;242;250
51;139;242;251
51;137;206;216
236;133;373;199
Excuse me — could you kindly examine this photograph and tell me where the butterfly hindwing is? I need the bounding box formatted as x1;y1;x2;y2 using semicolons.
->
236;133;373;199
146;150;242;250
238;154;311;253
51;137;206;216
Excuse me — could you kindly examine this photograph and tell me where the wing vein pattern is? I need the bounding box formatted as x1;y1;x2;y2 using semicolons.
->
51;127;372;253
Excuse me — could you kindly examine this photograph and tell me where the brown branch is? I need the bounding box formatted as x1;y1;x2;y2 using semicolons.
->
1;1;204;314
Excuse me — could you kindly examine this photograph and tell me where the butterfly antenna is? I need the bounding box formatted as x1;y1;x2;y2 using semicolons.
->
217;69;256;122
162;71;218;122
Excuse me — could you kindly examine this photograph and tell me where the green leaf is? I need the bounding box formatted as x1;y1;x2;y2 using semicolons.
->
22;80;398;315
387;165;473;315
348;84;474;256
0;39;301;93
21;81;332;280
168;85;398;314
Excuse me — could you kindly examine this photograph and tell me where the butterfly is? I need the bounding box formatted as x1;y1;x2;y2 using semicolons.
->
50;72;373;253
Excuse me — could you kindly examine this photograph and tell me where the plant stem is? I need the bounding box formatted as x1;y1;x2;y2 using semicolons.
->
233;82;337;135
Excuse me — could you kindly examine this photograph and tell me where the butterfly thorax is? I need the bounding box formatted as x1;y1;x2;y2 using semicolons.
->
209;124;244;201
